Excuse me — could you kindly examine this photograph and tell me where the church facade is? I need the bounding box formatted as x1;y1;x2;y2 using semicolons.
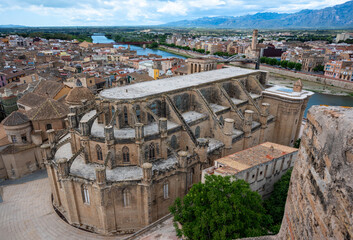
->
43;67;312;235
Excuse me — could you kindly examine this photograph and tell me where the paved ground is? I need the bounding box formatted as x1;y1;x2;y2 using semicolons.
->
0;171;177;240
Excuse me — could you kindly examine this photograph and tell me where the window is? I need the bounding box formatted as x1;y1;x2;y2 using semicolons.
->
21;134;27;143
195;126;200;139
163;182;169;199
46;123;52;130
189;168;194;185
82;185;90;204
96;145;103;161
11;135;17;143
123;189;131;207
111;107;116;125
124;106;128;125
123;146;130;163
171;135;178;149
149;143;156;161
136;105;141;122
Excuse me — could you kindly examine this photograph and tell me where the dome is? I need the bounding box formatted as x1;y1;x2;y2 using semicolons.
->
2;111;30;126
65;86;95;105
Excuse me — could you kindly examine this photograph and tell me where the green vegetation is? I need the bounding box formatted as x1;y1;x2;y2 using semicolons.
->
338;39;353;44
261;57;302;71
293;138;301;148
16;32;92;42
213;51;237;57
163;43;191;50
263;169;292;233
313;64;325;72
170;175;272;239
170;172;293;239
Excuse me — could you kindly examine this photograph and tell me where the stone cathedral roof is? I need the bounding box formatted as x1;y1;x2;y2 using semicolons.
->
27;98;69;121
65;86;95;105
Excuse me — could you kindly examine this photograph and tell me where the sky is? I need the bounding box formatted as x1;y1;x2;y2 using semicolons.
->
0;0;350;26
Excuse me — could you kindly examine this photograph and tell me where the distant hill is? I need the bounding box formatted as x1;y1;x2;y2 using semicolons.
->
0;25;27;28
163;0;353;29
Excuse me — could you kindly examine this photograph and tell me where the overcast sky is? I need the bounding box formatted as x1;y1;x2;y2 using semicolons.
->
0;0;349;26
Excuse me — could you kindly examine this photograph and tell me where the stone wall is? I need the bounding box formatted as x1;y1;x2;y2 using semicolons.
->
231;62;353;91
278;106;353;239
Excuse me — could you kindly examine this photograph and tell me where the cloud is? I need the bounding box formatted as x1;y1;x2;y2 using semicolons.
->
157;1;188;15
0;0;351;26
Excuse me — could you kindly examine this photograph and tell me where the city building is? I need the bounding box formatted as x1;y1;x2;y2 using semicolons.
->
44;67;312;235
324;60;353;81
202;142;298;197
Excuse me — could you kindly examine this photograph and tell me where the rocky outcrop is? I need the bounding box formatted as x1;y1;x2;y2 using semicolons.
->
278;106;353;239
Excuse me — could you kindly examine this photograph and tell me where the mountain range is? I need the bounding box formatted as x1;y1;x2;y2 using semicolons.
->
163;0;353;29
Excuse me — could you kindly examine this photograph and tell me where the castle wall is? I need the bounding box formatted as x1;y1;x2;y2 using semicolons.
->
278;106;353;239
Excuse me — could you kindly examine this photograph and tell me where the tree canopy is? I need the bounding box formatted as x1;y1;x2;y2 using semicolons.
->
170;175;272;240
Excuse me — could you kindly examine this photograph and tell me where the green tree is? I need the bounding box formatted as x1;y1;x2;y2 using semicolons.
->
313;64;324;72
260;57;267;63
269;58;278;66
264;169;292;234
280;60;288;68
287;62;296;69
170;175;272;240
295;63;302;71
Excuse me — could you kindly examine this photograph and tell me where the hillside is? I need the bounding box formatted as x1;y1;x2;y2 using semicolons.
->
163;0;353;29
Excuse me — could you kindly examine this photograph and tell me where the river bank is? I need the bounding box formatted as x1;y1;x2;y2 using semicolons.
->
268;72;353;96
157;46;192;58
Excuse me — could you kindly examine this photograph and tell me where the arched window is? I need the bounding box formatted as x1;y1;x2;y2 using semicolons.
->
195;126;201;139
149;143;155;161
171;135;178;149
219;116;224;126
136;105;141;122
123;189;131;207
124;106;128;126
96;145;103;161
122;146;130;163
163;182;169;199
111;106;116;125
82;185;90;204
189;168;194;185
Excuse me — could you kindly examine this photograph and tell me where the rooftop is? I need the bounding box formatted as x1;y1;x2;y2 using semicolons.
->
263;85;314;100
215;142;298;174
100;67;260;100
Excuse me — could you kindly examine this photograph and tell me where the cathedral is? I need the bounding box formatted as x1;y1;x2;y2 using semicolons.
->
42;66;312;234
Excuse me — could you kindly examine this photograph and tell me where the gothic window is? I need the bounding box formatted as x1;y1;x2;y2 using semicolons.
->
96;145;103;161
171;135;178;149
122;146;130;163
82;185;90;204
111;106;116;125
189;168;194;185
124;106;128;126
195;126;201;139
175;95;182;111
136;105;141;122
163;182;169;199
219;116;224;126
149;143;156;161
123;189;131;207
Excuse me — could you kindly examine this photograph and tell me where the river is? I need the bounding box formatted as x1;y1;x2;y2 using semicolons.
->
304;93;353;117
92;35;352;115
91;35;186;59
